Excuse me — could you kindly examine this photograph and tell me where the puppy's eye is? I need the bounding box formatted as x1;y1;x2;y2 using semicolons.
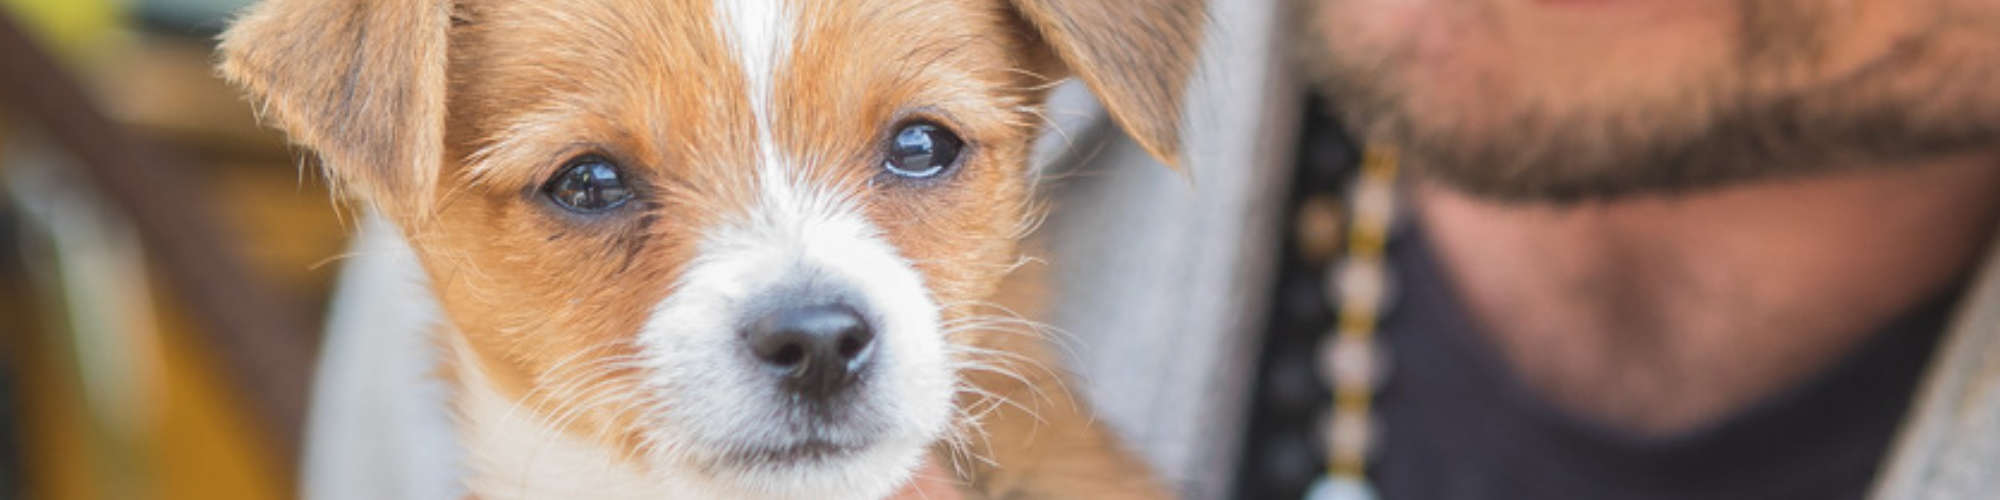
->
883;121;964;179
542;156;634;213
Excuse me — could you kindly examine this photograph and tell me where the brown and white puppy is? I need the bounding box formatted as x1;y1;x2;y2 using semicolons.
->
219;0;1201;499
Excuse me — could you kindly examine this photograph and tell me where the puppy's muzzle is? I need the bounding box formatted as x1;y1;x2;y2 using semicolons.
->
745;302;878;405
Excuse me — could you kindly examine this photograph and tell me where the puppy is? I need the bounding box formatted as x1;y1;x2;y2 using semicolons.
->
218;0;1202;499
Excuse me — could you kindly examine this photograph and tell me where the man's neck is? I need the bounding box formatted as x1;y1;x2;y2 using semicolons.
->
1416;156;2000;435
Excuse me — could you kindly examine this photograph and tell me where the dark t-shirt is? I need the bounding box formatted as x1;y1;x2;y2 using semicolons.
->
1235;102;1958;500
1366;228;1954;500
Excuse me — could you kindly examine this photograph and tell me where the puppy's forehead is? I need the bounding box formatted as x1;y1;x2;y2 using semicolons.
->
453;0;1024;187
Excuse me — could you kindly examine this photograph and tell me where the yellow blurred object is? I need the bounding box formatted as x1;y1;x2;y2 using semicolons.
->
0;0;124;58
151;296;289;500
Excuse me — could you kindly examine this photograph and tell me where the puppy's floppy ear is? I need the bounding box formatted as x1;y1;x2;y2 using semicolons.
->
217;0;451;217
1009;0;1205;168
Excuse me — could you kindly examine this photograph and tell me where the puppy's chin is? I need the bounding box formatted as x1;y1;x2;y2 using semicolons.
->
640;370;949;500
625;354;950;500
670;428;935;500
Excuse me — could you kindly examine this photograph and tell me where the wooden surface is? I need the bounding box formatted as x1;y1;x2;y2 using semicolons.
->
1872;226;2000;500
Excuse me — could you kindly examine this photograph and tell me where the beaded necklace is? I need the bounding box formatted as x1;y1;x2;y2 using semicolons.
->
1306;146;1399;500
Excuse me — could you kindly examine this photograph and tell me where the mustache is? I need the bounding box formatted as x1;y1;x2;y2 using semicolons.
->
1300;0;2000;204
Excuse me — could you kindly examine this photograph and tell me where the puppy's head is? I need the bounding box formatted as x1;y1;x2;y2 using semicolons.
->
221;0;1200;497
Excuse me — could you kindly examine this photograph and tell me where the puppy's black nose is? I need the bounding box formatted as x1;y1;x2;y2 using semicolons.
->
745;304;876;399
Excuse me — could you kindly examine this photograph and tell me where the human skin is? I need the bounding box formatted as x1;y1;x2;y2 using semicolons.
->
1311;0;2000;200
1307;0;2000;434
1420;156;2000;433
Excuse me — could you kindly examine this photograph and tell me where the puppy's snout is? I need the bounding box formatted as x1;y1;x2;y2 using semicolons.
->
745;304;876;399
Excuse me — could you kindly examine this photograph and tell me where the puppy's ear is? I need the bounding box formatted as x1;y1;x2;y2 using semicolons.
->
218;0;451;217
1009;0;1205;168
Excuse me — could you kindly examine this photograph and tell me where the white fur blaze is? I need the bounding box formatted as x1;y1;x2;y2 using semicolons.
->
610;1;957;499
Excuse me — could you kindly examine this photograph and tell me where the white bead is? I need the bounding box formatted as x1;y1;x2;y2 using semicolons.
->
1349;178;1399;230
1317;334;1389;393
1324;257;1397;316
1320;408;1380;464
1305;475;1379;500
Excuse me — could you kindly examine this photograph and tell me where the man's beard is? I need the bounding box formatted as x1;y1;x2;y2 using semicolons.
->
1306;1;2000;203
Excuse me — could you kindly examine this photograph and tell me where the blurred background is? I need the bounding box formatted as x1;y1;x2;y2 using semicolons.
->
0;0;340;498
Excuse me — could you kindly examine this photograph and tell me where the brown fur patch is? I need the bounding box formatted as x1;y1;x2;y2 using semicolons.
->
1006;0;1206;168
219;0;452;216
